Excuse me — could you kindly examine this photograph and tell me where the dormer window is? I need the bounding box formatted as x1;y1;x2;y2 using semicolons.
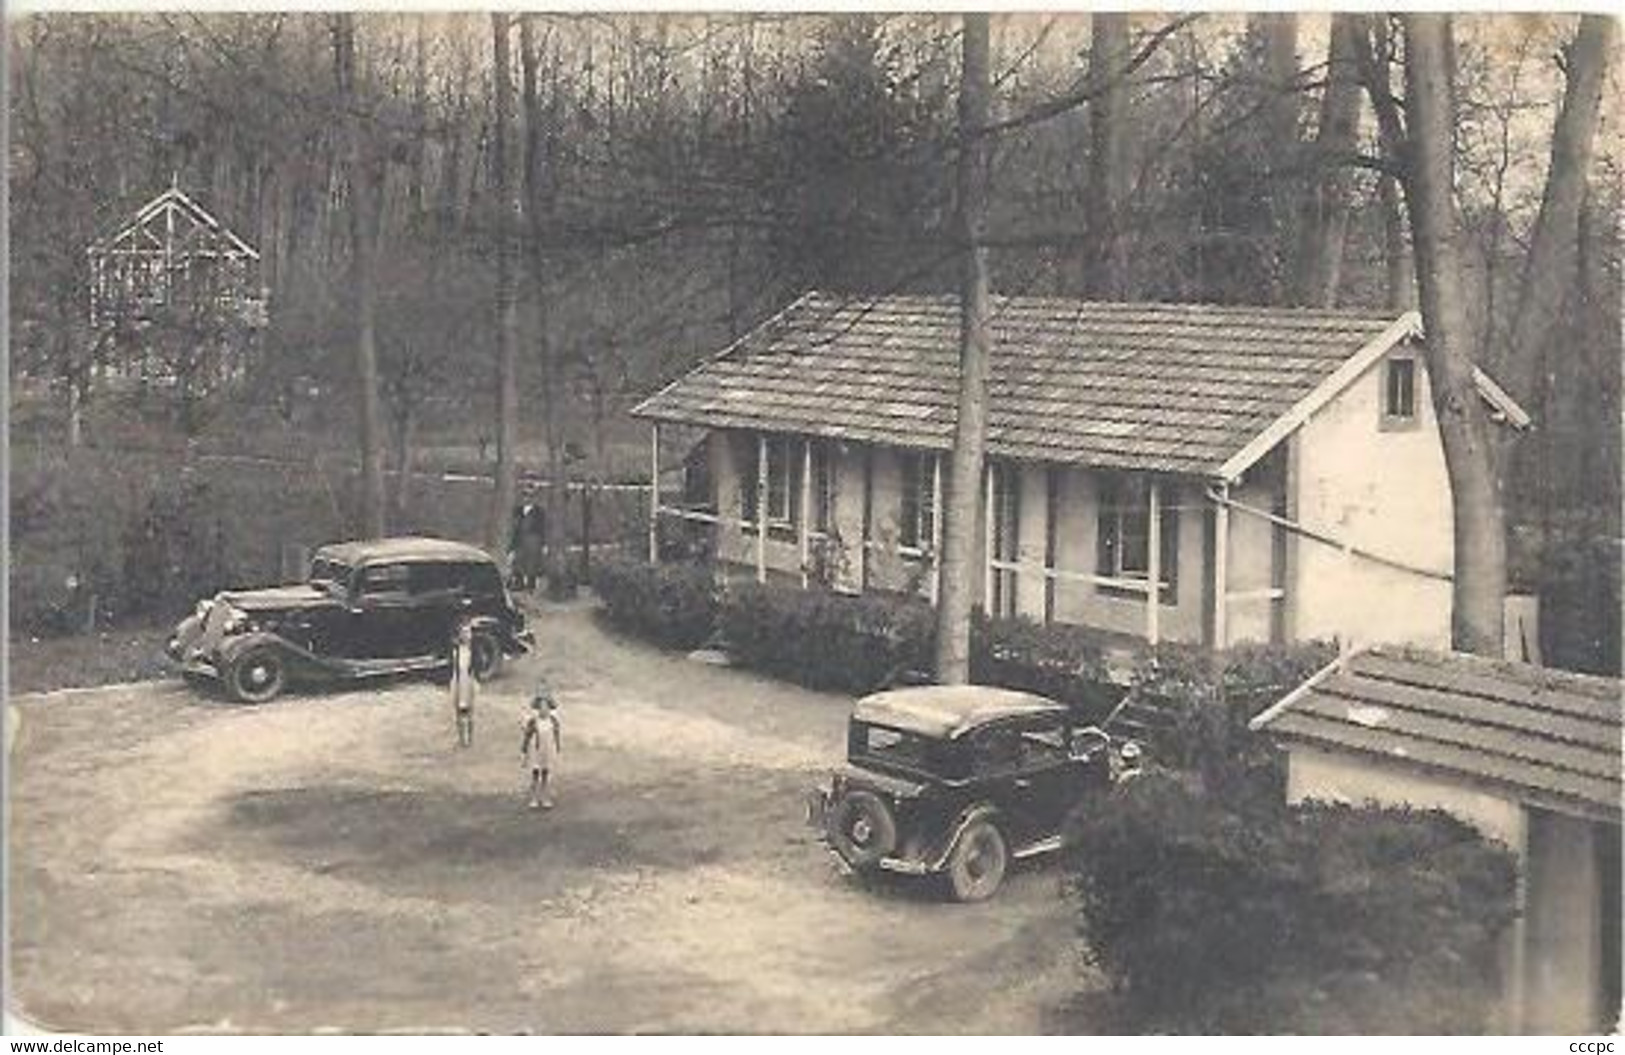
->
1382;356;1418;429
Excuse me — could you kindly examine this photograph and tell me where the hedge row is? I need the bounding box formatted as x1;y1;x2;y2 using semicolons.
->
1065;772;1518;1033
589;557;1333;721
592;558;720;651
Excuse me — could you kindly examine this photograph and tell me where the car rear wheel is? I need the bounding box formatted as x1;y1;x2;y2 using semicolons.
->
826;790;897;870
946;819;1007;902
227;647;287;704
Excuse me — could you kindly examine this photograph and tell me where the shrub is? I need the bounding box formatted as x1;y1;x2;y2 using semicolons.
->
1065;773;1518;1033
1125;639;1335;802
719;583;934;694
591;557;718;650
971;614;1126;722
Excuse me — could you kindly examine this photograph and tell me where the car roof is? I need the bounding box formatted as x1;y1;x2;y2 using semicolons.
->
313;536;496;566
852;685;1067;740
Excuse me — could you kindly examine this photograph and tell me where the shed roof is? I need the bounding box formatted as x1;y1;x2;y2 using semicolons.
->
1251;649;1622;822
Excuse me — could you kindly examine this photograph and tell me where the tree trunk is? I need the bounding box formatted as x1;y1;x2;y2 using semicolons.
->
1083;12;1129;298
333;13;387;539
1258;12;1300;304
1502;14;1617;413
1402;14;1506;656
392;409;416;524
1258;13;1301;149
935;14;993;685
489;13;522;560
1380;170;1415;310
521;16;571;598
1356;17;1416;312
1292;13;1363;308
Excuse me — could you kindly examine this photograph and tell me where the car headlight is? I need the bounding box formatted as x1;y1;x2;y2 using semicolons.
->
195;599;212;619
221;606;251;634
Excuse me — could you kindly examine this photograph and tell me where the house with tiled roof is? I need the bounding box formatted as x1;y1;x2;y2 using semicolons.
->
633;291;1530;650
1252;649;1621;1032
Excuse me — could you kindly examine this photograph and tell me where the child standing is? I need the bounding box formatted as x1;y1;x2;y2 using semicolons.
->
521;685;562;809
449;624;477;748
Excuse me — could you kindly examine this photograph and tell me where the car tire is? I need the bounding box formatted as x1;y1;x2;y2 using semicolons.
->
469;630;503;681
227;647;287;704
826;791;897;870
946;818;1008;902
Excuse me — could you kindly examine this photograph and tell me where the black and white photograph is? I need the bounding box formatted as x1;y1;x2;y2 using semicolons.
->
5;7;1621;1037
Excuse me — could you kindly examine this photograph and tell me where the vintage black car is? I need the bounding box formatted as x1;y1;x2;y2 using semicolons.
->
166;537;533;703
806;685;1141;901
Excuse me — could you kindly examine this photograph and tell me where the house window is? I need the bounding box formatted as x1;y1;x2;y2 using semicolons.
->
810;442;834;534
766;437;793;525
737;432;802;533
1095;475;1178;605
1383;357;1418;427
898;452;937;553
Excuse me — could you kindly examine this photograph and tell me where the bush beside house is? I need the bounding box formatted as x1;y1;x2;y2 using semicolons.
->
588;560;1331;745
720;582;936;694
1065;772;1519;1033
592;558;719;650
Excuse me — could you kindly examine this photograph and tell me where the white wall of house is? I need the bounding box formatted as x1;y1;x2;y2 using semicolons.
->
1284;744;1525;846
1226;467;1284;646
1291;340;1454;649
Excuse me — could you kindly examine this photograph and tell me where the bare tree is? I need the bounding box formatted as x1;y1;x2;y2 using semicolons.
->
1402;14;1507;655
934;13;992;685
489;13;521;558
333;13;387;538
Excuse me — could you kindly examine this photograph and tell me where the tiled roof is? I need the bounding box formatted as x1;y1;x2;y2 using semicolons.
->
633;291;1409;477
1252;649;1623;821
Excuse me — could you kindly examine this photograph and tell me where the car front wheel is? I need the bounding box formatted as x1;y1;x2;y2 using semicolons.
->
227;647;287;704
946;819;1007;902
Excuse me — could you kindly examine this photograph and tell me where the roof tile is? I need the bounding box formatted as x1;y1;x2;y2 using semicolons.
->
634;291;1402;476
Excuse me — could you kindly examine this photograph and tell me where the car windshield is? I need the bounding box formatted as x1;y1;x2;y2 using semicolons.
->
308;557;351;593
849;723;963;779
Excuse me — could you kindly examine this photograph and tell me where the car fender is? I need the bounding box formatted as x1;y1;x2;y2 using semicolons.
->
925;802;1004;873
215;632;329;675
459;612;531;655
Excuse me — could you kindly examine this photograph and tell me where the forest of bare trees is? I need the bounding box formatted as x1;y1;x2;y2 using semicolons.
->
9;13;1622;668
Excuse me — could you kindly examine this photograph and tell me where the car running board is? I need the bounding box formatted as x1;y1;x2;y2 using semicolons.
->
1011;835;1063;860
336;655;447;677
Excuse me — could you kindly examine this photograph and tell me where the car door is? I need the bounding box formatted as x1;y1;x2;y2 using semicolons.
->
407;561;468;660
1011;715;1093;839
966;716;1088;848
964;721;1049;847
348;561;420;660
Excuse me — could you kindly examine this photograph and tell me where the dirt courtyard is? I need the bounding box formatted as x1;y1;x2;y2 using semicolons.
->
8;603;1095;1034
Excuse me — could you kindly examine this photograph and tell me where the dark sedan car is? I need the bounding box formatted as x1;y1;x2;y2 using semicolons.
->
167;536;532;703
807;685;1141;901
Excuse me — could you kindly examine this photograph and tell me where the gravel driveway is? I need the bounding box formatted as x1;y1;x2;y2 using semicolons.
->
8;602;1095;1033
